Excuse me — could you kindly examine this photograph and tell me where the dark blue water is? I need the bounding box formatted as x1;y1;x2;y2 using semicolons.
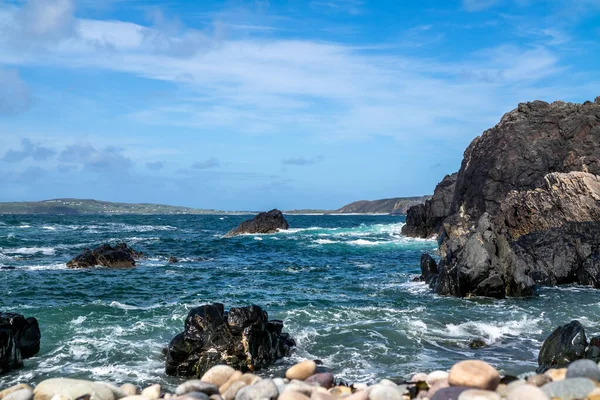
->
1;214;599;388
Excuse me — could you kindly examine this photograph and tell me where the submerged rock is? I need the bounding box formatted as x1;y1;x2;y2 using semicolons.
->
165;303;295;377
403;98;600;298
0;313;41;375
67;242;144;269
224;210;289;237
537;321;590;372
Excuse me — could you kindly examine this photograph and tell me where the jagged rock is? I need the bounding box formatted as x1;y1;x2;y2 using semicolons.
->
67;242;143;268
537;321;588;373
224;210;289;237
165;303;295;377
402;173;457;238
0;313;41;375
418;254;439;286
403;98;600;297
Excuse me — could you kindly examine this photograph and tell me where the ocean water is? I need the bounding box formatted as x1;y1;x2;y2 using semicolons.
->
1;214;599;388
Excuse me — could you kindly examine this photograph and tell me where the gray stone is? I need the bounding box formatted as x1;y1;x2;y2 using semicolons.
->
180;392;211;400
541;377;596;399
457;390;500;400
506;385;549;400
272;378;286;395
368;385;402;400
431;387;471;400
33;379;115;400
284;381;315;396
176;381;219;396
235;379;278;400
565;359;600;381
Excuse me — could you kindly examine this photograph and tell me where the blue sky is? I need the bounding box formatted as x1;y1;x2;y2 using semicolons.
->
0;0;599;210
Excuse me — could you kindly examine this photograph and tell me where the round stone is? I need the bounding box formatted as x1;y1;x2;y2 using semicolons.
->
234;379;278;400
120;384;139;397
544;368;566;382
457;389;500;400
526;375;552;387
34;378;115;400
428;371;450;386
327;386;351;397
368;385;402;400
412;373;428;383
286;361;318;381
176;381;219;397
278;392;309;400
4;389;34;400
428;379;450;398
506;385;549;400
352;384;368;392
566;359;600;381
587;388;600;400
431;387;470;400
202;365;237;387
1;385;33;400
541;377;596;400
378;379;397;387
342;392;368;400
305;373;334;389
310;392;337;400
219;371;243;394
448;360;500;390
221;381;245;400
239;374;261;386
141;384;160;400
284;381;315;397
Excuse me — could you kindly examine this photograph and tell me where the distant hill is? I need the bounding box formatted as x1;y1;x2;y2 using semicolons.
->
0;198;224;215
334;196;431;215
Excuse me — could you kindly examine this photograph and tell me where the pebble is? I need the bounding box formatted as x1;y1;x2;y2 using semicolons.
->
544;368;566;382
506;385;549;400
541;377;596;400
457;389;500;400
4;389;33;400
219;372;243;394
34;378;115;400
284;381;315;397
327;386;351;397
587;388;600;400
340;392;368;400
428;371;450;386
222;382;245;400
305;373;334;389
448;360;500;390
412;373;428;383
176;381;219;396
431;387;470;400
565;359;600;381
141;384;160;400
379;379;397;387
119;397;147;400
278;393;309;400
235;379;278;400
95;383;126;400
1;385;33;400
180;392;210;400
526;375;552;387
120;385;139;397
239;374;261;386
286;361;318;381
209;396;223;400
368;385;402;400
202;366;237;388
309;393;336;400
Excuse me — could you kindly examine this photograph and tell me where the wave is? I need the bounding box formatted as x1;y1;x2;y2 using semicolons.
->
1;246;56;255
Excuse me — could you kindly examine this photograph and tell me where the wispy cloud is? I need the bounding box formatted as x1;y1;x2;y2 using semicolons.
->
0;68;32;115
1;138;55;162
463;0;499;12
146;161;165;170
282;156;324;166
192;157;220;169
59;143;133;171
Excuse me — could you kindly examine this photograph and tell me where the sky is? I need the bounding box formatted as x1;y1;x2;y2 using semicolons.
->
0;0;599;211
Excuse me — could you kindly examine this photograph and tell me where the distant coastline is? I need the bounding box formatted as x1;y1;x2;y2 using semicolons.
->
0;196;430;216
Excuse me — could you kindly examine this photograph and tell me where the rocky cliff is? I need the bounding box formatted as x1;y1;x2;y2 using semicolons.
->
335;196;430;215
403;97;600;298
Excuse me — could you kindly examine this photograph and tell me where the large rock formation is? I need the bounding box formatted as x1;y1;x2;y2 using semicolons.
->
225;210;289;237
537;321;600;372
67;242;144;268
0;313;41;374
165;303;295;377
406;98;600;297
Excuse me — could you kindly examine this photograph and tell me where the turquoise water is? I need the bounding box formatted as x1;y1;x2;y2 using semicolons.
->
1;214;599;388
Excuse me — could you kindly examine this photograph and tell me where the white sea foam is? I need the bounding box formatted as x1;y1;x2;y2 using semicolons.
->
5;246;56;255
42;226;57;231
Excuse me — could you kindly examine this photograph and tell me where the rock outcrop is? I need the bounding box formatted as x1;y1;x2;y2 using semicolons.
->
407;99;600;297
335;196;431;215
165;303;295;377
224;210;289;237
538;320;600;373
0;313;41;374
67;242;144;268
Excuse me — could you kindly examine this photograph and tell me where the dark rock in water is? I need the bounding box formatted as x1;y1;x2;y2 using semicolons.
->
402;98;600;297
168;256;179;263
165;303;295;377
419;254;439;286
402;173;457;238
537;320;587;372
468;338;487;349
67;242;143;268
0;313;41;375
224;210;289;237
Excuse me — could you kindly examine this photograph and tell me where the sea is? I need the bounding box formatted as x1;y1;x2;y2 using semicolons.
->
1;214;599;388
